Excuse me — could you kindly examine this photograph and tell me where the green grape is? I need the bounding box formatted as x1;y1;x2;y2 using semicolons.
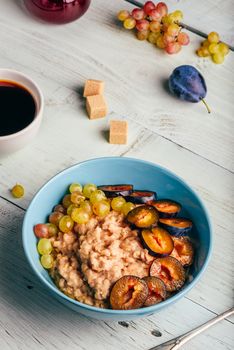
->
123;18;136;30
59;215;74;233
83;184;97;198
62;194;72;208
71;208;90;224
70;191;85;205
148;32;160;44
49;211;64;226
121;202;135;216
212;53;224;64
69;183;82;193
208;31;219;44
167;23;180;37
149;20;161;33
136;30;150;41
93;200;110;217
171;10;183;22
161;14;174;25
111;196;126;212
46;223;58;237
11;184;24;198
156;35;166;49
67;204;78;216
117;10;130;22
90;190;106;204
37;238;52;255
208;43;219;54
41;254;54;269
202;39;210;48
218;42;229;55
80;200;93;215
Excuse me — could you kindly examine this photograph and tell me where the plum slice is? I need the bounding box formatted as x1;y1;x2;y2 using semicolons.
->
126;205;159;228
151;200;181;218
125;190;157;204
143;277;166;306
142;227;174;256
159;217;193;236
170;236;194;266
150;256;185;292
97;184;133;197
110;276;148;310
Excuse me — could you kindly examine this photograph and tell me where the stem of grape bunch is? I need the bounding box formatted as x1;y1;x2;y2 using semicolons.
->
124;0;234;51
201;99;211;114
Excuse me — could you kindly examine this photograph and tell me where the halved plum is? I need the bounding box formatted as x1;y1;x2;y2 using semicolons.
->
143;276;166;306
159;217;193;236
151;200;181;218
97;184;133;198
170;236;194;266
126;205;159;228
110;275;148;310
142;227;174;256
125;190;157;204
150;256;185;292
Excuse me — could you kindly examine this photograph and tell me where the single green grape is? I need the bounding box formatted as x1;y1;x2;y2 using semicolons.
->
69;183;82;193
62;194;72;208
136;30;150;41
11;184;24;198
80;200;93;215
71;208;90;224
41;254;54;269
148;32;160;44
46;223;58;237
202;39;210;48
83;184;97;198
93;200;110;217
208;31;220;44
59;215;74;233
218;42;229;55
171;10;183;22
121;202;135;216
90;190;106;204
117;10;130;21
111;196;126;212
123;18;136;30
208;43;219;54
70;191;85;205
49;211;64;226
37;238;52;255
212;53;225;64
67;204;78;216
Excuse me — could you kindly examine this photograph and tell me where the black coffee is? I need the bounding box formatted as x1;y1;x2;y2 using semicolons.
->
0;80;36;136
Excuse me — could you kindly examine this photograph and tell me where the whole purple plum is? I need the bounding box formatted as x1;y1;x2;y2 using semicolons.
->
168;65;210;113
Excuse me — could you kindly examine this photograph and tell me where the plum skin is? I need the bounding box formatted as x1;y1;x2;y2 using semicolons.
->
168;65;207;103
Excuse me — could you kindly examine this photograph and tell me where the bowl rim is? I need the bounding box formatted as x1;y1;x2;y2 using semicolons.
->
22;156;213;315
0;68;44;140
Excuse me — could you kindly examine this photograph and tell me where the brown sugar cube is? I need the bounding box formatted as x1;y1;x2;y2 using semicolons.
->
109;120;128;145
86;94;108;119
83;79;105;97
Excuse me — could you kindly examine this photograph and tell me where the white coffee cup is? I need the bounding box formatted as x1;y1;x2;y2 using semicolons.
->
0;69;44;156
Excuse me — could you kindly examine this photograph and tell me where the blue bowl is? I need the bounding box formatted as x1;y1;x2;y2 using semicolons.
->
22;157;212;321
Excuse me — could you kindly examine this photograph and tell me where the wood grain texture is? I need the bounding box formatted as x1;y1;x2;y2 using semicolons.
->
0;0;234;349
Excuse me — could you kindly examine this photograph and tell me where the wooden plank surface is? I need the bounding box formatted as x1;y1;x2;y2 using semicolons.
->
0;0;234;349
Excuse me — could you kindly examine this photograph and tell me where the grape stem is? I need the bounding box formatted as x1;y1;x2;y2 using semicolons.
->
201;99;211;114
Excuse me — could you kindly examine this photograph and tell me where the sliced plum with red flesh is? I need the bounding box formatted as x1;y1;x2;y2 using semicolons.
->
142;227;174;256
97;184;133;197
150;256;185;292
170;236;194;266
126;205;159;228
143;276;166;306
110;275;148;310
151;200;181;218
159;217;193;236
126;190;157;204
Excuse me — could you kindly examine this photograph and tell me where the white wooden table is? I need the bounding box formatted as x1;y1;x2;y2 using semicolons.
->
0;1;234;349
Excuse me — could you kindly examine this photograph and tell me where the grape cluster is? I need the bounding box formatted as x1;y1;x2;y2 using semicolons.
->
117;1;190;55
196;32;229;64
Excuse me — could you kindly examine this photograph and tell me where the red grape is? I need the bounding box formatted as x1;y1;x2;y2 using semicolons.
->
143;1;155;15
132;8;145;20
34;224;50;238
163;33;175;45
136;19;150;32
155;2;168;17
148;9;161;21
165;42;181;54
177;32;190;46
